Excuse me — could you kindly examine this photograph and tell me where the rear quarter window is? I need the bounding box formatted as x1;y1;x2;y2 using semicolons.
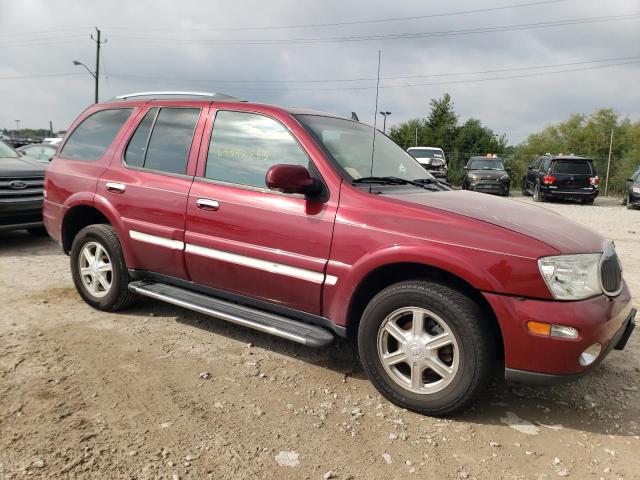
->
551;160;593;175
60;108;132;161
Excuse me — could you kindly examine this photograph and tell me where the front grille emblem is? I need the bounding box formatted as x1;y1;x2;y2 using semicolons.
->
8;180;28;190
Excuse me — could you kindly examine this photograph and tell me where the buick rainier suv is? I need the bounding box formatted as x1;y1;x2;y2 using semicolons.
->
43;92;636;415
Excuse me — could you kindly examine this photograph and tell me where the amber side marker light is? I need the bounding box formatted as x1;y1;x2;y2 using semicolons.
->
526;321;579;339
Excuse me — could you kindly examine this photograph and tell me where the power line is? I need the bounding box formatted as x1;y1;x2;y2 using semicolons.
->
94;56;640;85
108;13;640;46
103;60;640;92
0;72;84;80
105;0;569;32
0;27;91;38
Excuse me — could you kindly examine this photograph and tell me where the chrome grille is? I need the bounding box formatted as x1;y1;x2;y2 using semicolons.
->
600;241;622;295
0;176;44;203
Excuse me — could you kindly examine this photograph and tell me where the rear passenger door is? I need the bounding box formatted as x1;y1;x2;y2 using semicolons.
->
97;105;207;279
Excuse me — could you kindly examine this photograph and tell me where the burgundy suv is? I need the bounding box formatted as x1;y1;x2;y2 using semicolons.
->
43;92;635;415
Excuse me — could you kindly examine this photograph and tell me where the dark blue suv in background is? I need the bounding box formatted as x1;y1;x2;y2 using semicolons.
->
623;166;640;209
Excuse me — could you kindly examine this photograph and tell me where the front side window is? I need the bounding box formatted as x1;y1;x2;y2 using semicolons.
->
296;114;430;181
205;110;309;187
60;108;132;161
124;107;200;174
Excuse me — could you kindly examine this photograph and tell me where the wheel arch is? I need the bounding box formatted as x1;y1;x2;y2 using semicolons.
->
61;197;126;255
344;261;504;361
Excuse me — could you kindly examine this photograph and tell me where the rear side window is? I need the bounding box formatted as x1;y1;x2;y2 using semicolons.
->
204;110;309;188
60;108;132;161
124;108;200;174
552;160;593;175
542;158;552;172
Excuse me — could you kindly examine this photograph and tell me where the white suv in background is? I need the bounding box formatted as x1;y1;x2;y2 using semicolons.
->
407;147;448;180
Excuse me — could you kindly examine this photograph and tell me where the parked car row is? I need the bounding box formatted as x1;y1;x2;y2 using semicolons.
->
34;91;634;415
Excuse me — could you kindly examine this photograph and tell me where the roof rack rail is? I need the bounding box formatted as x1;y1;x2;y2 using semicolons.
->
113;91;245;102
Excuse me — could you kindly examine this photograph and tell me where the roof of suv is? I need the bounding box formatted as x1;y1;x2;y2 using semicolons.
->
542;154;592;161
103;91;349;120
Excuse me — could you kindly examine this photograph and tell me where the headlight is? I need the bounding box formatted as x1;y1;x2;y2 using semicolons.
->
633;186;640;194
538;253;601;300
499;174;510;181
468;174;479;180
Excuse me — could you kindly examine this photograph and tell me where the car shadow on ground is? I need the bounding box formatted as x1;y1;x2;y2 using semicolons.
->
120;297;638;437
0;230;58;257
121;297;366;379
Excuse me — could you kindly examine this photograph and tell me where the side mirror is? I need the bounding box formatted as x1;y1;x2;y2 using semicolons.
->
265;164;321;196
48;157;54;162
628;178;634;182
527;166;534;170
463;166;469;171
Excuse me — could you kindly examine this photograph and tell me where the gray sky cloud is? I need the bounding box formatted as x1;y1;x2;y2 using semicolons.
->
1;0;638;143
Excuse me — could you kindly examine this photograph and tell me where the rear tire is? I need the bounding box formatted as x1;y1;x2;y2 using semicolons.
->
521;180;530;196
357;280;495;416
70;224;137;311
533;183;544;202
583;198;595;205
628;196;634;210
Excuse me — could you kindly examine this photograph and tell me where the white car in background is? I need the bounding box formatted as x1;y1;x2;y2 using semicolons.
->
407;147;448;180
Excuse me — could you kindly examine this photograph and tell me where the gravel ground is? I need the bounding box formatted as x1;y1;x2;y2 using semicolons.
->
1;194;639;479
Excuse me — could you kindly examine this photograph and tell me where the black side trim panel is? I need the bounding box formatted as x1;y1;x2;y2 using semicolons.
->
128;269;347;337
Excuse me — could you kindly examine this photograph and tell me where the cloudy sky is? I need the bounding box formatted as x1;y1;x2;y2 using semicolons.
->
1;0;639;144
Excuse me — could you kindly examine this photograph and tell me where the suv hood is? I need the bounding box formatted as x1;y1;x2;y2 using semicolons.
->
383;189;603;254
0;156;46;177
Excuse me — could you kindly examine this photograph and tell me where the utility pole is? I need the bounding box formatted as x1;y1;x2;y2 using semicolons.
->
604;128;614;196
49;121;54;137
90;27;106;103
379;111;391;133
415;126;418;146
14;119;20;133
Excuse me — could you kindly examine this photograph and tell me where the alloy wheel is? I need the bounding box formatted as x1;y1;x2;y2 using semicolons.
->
377;307;459;394
78;241;113;298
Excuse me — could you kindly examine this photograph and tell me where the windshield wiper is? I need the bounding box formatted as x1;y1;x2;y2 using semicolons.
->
353;176;437;190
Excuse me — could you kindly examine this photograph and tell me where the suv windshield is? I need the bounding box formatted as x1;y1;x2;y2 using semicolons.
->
552;160;593;175
0;140;20;159
408;149;444;159
468;158;505;170
296;115;433;182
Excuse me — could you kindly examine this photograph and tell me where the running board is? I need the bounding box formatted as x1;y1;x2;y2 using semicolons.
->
128;281;334;347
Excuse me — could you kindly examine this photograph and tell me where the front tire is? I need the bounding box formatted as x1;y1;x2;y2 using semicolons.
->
70;224;137;311
357;281;495;416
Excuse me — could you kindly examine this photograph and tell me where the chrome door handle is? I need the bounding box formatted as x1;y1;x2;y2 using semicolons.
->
196;198;220;211
105;182;126;193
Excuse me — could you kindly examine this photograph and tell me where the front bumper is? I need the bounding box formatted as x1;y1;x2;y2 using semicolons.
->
0;199;43;232
483;282;635;383
629;190;640;206
468;180;510;195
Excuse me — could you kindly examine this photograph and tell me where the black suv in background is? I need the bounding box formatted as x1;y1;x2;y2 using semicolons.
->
623;166;640;209
462;155;510;196
0;140;47;235
523;155;599;204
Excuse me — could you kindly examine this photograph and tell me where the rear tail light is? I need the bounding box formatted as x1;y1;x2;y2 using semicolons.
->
542;175;556;185
589;176;599;186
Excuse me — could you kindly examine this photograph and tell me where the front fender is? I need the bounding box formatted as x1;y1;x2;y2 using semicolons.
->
323;241;549;327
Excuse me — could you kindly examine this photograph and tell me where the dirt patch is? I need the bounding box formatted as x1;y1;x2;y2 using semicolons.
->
1;198;639;479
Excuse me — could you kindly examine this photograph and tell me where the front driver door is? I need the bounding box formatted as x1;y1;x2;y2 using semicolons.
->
184;109;338;315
